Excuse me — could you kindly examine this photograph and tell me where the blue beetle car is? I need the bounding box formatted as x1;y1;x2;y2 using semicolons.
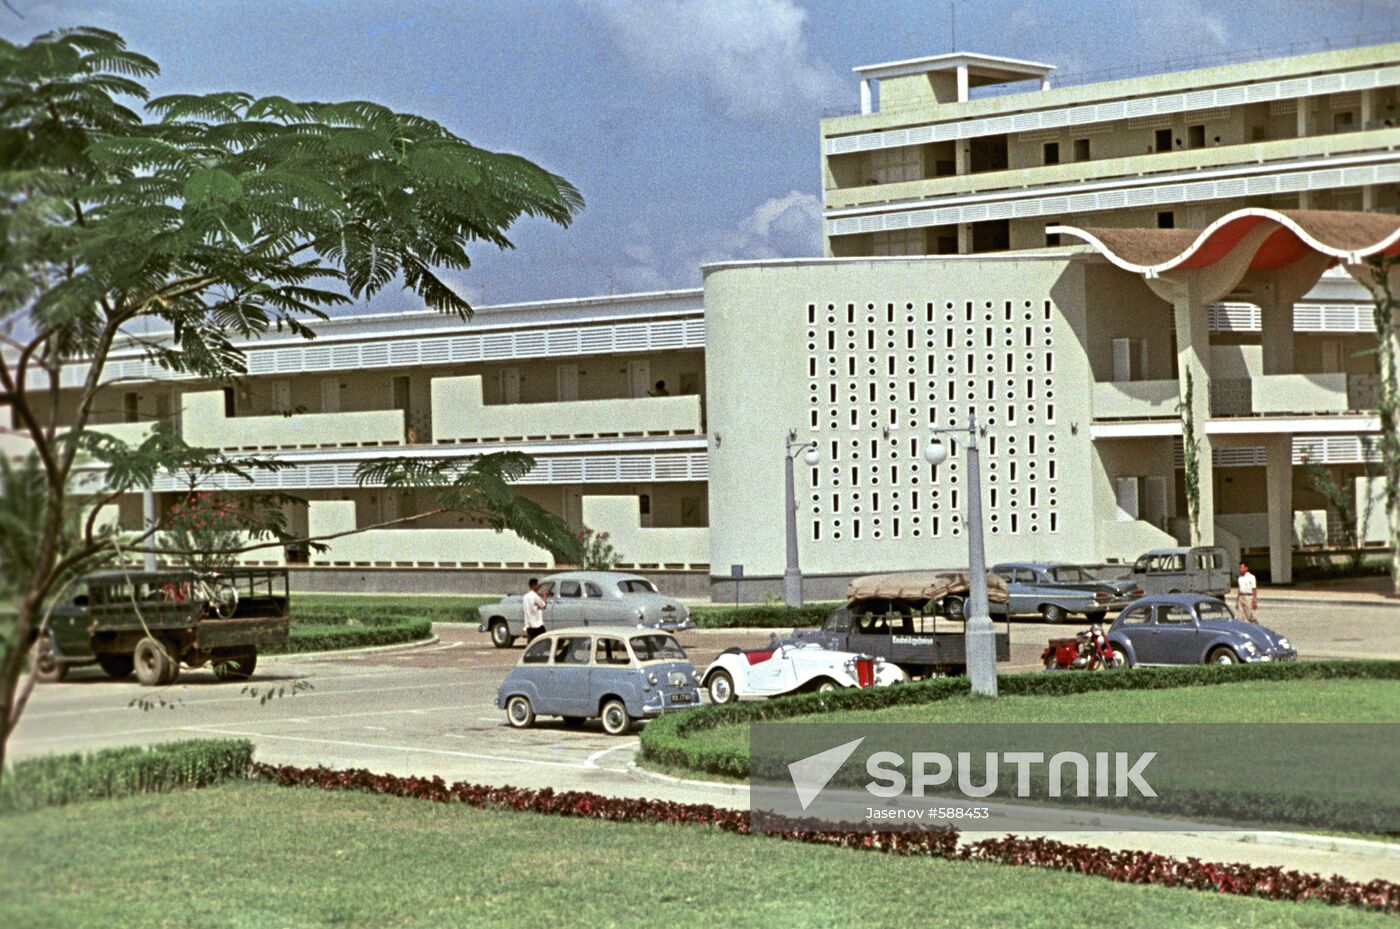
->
1107;594;1296;666
495;628;702;735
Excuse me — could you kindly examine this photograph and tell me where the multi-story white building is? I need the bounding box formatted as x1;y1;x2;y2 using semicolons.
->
6;41;1396;599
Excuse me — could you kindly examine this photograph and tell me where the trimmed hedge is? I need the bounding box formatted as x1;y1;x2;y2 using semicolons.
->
292;596;492;625
269;616;433;654
1;739;253;814
689;602;839;629
638;659;1400;780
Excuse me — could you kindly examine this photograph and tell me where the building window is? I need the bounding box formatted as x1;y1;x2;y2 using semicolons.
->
1187;124;1205;149
222;387;236;418
123;392;140;423
1072;138;1090;161
1154;128;1172;153
1157;211;1175;229
1042;141;1059;165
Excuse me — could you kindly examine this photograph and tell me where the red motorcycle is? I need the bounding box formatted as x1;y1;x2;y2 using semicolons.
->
1041;624;1124;671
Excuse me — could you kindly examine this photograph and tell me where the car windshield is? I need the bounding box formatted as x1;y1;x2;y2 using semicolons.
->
617;579;656;594
1049;566;1093;582
1196;601;1235;623
629;634;686;661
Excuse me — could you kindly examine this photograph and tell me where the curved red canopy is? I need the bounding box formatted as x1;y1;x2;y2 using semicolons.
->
1050;208;1400;276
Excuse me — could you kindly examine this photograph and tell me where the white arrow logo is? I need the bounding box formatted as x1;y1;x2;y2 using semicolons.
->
788;737;865;810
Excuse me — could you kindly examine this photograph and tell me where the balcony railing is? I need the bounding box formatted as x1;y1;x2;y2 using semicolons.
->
824;127;1400;210
430;376;703;444
181;391;407;451
1212;374;1361;417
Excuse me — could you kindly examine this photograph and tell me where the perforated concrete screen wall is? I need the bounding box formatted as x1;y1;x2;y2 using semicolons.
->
802;296;1061;547
704;256;1105;581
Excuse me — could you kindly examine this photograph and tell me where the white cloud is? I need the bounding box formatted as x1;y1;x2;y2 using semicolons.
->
579;0;842;121
611;190;823;290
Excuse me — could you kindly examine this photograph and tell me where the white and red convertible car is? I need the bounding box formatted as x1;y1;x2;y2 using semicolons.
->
701;638;907;704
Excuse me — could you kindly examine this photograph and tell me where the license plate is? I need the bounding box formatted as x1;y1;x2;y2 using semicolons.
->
669;692;696;704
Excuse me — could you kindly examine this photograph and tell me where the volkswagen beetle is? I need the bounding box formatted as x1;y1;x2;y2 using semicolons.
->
1107;594;1296;666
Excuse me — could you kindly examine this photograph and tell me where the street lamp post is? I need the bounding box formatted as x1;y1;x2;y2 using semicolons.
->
923;412;998;697
783;430;820;607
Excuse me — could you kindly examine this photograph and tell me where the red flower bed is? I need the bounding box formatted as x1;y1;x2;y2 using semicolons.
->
252;763;1397;914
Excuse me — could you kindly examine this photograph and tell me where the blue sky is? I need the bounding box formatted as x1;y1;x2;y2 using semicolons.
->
3;0;1393;313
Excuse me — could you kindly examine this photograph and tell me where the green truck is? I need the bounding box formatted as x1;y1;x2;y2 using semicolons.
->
31;568;291;686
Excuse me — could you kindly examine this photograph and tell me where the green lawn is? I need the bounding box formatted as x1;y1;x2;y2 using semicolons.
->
668;679;1400;781
0;782;1386;929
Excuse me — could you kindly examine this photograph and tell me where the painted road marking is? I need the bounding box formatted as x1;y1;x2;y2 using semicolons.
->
584;743;633;769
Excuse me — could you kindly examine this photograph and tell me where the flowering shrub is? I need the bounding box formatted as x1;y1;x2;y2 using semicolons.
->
252;763;1398;913
577;527;619;571
164;492;244;569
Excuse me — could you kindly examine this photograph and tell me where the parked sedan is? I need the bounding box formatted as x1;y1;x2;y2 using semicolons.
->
990;561;1143;624
495;628;701;734
702;637;908;704
478;571;693;648
1107;594;1296;666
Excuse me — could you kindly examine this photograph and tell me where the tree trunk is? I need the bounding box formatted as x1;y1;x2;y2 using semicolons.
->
0;602;33;780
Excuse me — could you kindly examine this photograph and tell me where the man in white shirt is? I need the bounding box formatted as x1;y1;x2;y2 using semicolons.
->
1235;563;1258;622
522;578;548;642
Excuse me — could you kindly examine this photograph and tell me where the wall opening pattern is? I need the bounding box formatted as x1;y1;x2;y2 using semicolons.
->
804;299;1062;548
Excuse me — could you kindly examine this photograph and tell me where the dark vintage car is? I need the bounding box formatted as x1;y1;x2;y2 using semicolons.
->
1107;594;1296;666
990;561;1143;624
793;570;1011;678
31;568;291;686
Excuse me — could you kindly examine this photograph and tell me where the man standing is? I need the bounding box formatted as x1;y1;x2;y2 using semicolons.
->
523;578;548;642
1235;562;1258;621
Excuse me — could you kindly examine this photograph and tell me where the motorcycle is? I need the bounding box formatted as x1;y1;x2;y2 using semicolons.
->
1041;623;1124;671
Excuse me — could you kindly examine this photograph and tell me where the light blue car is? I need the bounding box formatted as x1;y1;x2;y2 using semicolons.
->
495;628;702;735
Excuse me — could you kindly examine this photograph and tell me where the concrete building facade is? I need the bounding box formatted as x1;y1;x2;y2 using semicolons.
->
5;41;1396;599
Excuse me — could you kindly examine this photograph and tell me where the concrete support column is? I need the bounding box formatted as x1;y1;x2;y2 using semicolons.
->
1363;185;1376;211
955;65;970;103
1360;88;1374;128
859;79;872;115
1296;98;1310;138
1172;293;1216;545
1257;287;1295;376
1264;436;1294;584
955;139;970;176
957;222;973;255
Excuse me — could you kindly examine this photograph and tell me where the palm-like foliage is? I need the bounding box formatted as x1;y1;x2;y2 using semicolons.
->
357;454;582;563
0;27;584;765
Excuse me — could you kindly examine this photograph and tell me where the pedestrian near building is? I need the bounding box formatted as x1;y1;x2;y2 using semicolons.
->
1235;563;1258;622
522;578;548;642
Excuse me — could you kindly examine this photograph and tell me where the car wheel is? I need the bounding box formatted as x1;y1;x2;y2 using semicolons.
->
815;679;840;694
212;648;257;681
707;669;736;705
489;621;515;649
31;632;67;683
943;596;965;621
1040;604;1066;624
96;653;135;680
1108;648;1132;669
505;695;535;729
561;716;586;728
133;637;175;687
600;698;632;736
1207;647;1238;666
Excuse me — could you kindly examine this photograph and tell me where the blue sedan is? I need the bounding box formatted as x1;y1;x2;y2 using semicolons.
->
1107;594;1296;667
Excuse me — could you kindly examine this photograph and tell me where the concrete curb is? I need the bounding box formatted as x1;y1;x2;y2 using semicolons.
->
625;763;1400;861
261;634;440;662
1267;595;1400;611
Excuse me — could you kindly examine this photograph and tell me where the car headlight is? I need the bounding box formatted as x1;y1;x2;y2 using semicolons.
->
1277;637;1291;650
647;672;658;686
1242;640;1258;654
